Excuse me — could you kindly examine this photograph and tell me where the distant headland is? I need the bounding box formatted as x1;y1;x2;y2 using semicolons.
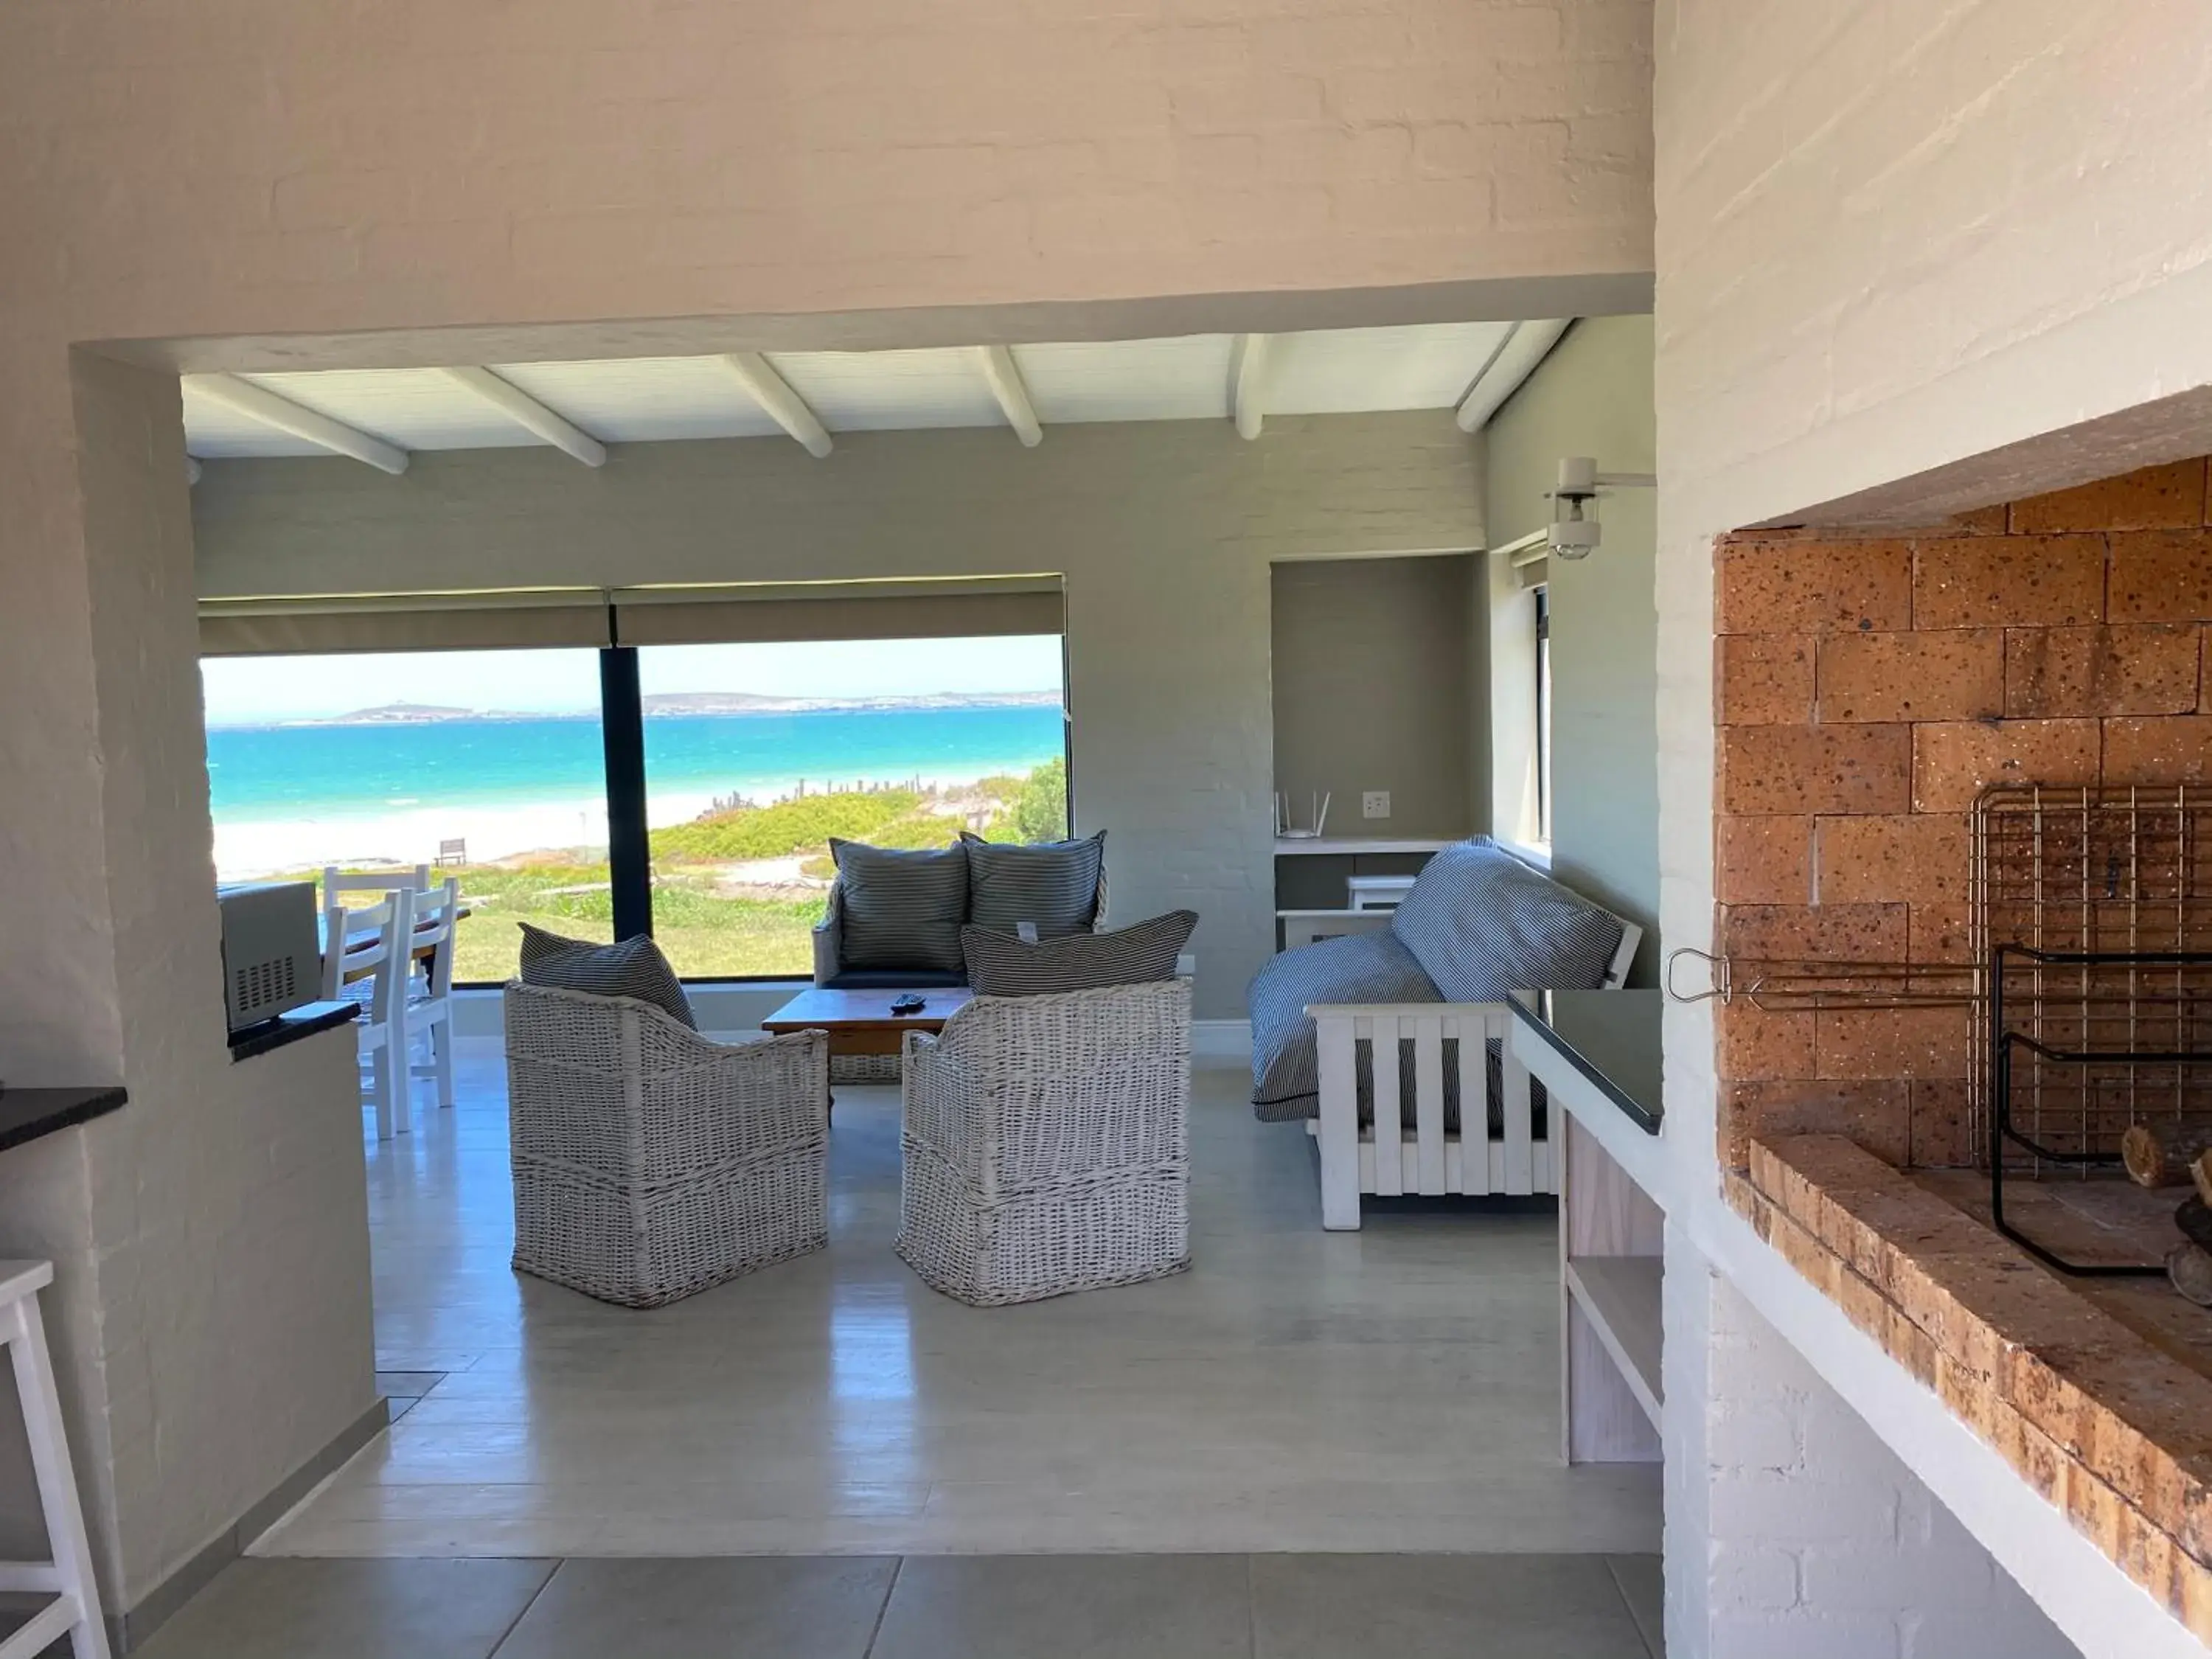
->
271;690;1062;728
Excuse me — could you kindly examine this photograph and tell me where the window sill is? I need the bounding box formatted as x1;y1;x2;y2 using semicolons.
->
1499;837;1553;872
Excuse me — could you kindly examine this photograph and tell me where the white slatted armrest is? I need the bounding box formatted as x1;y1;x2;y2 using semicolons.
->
1304;999;1509;1020
1304;998;1536;1229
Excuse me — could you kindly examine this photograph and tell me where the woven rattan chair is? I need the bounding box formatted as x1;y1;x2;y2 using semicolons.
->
504;981;829;1308
897;978;1192;1306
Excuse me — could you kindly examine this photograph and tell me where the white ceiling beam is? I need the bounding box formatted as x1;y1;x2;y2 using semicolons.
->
184;456;203;487
189;374;410;475
720;352;833;458
975;346;1043;448
439;366;607;467
1229;333;1270;439
1455;319;1573;434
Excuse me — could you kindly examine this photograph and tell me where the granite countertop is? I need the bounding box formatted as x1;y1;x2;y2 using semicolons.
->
230;1000;357;1062
0;1086;128;1154
1506;987;1663;1134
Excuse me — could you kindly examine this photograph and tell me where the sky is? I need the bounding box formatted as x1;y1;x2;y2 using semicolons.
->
200;635;1065;726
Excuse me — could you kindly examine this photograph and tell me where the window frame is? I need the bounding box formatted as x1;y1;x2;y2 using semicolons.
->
1534;583;1553;847
204;635;1070;990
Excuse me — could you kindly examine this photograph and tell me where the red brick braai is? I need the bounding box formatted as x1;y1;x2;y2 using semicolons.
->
1714;456;2212;1169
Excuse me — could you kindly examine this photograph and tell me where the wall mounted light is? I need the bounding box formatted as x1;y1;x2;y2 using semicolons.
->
1547;456;1656;559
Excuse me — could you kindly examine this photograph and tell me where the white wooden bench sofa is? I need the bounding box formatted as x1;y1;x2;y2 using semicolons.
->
1250;840;1640;1230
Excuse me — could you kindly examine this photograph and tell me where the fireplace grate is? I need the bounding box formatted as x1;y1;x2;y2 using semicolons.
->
1674;784;2212;1273
1972;785;2212;1274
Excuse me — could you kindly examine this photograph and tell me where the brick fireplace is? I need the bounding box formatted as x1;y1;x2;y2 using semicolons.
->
1707;454;2212;1640
1715;453;2212;1170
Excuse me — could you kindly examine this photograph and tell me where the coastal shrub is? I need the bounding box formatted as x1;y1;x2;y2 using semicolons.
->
984;757;1070;843
648;790;921;864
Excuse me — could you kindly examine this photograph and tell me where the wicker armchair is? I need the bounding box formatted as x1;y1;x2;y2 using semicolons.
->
504;981;829;1308
896;978;1192;1306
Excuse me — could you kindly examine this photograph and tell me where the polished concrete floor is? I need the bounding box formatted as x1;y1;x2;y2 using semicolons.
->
257;1036;1660;1558
132;1551;1663;1657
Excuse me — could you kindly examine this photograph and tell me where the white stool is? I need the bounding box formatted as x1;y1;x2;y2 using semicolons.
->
0;1262;110;1659
1344;874;1418;911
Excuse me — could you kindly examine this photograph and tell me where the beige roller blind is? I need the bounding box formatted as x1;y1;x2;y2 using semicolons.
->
198;591;612;656
198;576;1065;656
612;577;1065;647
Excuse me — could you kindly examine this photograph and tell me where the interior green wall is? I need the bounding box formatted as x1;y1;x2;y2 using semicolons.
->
1484;316;1660;984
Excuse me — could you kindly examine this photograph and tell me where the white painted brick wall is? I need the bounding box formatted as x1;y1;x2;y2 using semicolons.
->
1676;1248;2079;1659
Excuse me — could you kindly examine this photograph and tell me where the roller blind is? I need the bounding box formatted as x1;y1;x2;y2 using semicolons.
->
611;579;1063;647
198;591;612;656
199;577;1065;657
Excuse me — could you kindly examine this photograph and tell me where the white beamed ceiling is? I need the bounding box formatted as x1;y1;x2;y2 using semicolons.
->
183;320;1548;462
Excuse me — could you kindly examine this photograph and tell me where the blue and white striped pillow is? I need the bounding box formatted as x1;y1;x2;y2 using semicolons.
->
1389;840;1624;1001
830;839;971;974
518;925;697;1029
960;829;1105;939
962;910;1194;998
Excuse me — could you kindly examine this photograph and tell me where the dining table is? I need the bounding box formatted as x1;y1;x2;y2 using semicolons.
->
321;904;471;983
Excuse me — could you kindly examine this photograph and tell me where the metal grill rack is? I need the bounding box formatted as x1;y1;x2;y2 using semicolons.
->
1972;786;2212;1273
1673;785;2212;1276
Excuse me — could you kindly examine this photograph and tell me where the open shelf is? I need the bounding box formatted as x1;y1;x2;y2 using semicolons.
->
1565;1255;1662;1431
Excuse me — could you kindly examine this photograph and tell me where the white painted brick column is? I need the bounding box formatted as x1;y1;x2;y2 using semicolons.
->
1665;1228;2080;1659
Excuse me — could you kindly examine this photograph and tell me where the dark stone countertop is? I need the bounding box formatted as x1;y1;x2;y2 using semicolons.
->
229;1000;358;1062
0;1086;128;1154
1507;987;1663;1134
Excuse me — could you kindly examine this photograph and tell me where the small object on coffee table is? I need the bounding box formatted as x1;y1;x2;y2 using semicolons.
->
891;993;928;1015
2120;1121;2212;1189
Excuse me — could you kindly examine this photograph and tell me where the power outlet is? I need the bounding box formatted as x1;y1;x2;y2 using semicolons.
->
1362;790;1391;820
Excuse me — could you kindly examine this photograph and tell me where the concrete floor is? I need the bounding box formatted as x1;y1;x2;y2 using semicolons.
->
254;1037;1660;1558
129;1551;1663;1658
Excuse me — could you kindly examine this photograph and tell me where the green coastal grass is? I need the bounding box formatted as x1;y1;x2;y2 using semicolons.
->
325;760;1068;983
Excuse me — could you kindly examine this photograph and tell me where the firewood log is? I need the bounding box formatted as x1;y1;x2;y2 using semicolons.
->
2119;1122;2212;1188
2170;1242;2212;1307
2180;1197;2212;1252
2197;1150;2212;1212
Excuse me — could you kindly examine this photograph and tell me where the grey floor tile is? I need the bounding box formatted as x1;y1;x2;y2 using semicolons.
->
491;1557;897;1659
869;1554;1251;1659
1607;1554;1663;1656
133;1557;555;1659
1251;1554;1648;1659
376;1370;448;1398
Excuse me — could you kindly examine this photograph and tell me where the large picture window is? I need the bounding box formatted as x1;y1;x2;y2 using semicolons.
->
201;647;613;982
637;636;1068;978
200;629;1069;984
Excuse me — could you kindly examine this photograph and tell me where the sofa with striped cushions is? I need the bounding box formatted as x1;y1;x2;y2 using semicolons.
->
810;830;1110;990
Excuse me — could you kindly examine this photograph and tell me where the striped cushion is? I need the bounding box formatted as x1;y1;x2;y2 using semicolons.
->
1245;929;1545;1135
962;910;1195;997
1248;928;1436;1119
517;925;696;1029
960;829;1105;939
831;839;970;974
1390;839;1625;1001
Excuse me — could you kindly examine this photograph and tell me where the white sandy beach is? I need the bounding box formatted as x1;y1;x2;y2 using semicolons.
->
209;766;1023;880
211;790;722;878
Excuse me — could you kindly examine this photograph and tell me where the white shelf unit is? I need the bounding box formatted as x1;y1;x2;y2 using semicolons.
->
1273;836;1459;857
1564;1255;1662;1431
1557;1110;1664;1465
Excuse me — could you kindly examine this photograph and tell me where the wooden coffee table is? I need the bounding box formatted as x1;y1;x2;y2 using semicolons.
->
760;988;973;1120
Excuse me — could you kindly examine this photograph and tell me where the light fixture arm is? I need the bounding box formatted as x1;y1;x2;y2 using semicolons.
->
1543;458;1656;560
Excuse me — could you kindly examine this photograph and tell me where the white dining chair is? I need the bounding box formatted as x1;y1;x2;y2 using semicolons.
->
406;877;462;1112
321;891;414;1140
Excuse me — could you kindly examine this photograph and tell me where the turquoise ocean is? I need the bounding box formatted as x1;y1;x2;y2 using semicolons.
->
204;704;1065;874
